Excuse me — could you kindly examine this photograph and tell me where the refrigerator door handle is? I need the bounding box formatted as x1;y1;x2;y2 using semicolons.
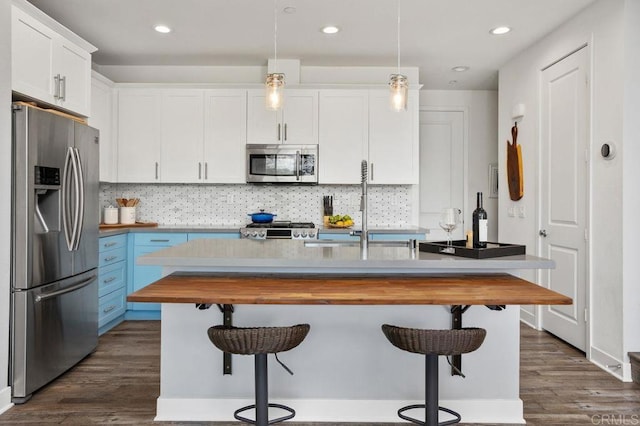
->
62;147;74;251
69;147;81;252
72;148;85;250
35;275;97;302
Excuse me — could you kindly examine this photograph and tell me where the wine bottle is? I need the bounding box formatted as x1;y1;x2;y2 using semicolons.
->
472;192;488;248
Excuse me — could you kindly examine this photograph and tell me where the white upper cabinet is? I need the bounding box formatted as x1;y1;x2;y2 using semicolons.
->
88;72;116;182
203;90;247;183
11;6;92;117
247;89;318;144
116;89;162;183
114;87;247;184
368;90;419;184
318;90;369;184
318;89;419;185
159;90;205;183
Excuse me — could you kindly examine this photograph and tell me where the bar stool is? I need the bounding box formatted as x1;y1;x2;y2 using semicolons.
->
207;324;310;426
381;325;486;426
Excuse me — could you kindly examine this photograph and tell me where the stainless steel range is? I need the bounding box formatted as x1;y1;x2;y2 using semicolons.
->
240;221;317;240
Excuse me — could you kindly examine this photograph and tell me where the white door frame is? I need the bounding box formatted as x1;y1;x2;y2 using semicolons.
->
418;106;469;233
535;44;592;355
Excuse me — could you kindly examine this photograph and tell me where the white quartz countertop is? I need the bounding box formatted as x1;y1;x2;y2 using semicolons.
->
138;238;553;274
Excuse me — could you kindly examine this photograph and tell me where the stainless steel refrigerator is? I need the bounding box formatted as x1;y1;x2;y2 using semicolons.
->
10;103;99;403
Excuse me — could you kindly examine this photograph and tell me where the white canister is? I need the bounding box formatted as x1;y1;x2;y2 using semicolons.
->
119;207;136;225
103;207;118;225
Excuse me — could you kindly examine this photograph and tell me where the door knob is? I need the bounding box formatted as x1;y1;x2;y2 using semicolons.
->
539;229;547;237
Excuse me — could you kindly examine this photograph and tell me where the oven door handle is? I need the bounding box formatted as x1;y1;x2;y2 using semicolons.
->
295;150;300;181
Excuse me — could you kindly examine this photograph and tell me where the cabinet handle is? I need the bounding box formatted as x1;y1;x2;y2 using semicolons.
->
103;255;118;262
277;123;281;141
150;239;170;242
155;162;159;180
284;123;288;141
53;74;60;99
103;276;117;284
370;163;374;181
205;162;208;180
103;242;118;248
198;162;202;179
103;305;116;314
60;76;66;101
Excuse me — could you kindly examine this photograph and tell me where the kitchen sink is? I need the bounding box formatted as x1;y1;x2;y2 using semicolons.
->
304;240;414;248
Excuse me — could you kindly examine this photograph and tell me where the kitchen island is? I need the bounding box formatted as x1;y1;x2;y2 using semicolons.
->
130;239;568;424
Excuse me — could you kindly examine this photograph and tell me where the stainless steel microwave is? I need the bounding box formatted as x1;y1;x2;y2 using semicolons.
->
246;144;318;184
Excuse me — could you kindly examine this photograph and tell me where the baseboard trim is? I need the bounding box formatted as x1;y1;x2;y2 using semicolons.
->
156;397;524;424
590;345;629;381
0;386;13;415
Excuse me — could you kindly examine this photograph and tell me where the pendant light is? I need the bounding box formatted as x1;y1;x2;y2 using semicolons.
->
389;0;408;111
265;0;284;111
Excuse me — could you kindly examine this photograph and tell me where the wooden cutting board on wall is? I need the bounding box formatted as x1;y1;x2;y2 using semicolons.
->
507;123;523;201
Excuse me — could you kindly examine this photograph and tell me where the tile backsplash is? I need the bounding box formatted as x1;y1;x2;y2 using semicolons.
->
99;183;413;227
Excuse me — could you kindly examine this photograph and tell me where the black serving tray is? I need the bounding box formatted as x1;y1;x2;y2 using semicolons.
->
419;240;526;259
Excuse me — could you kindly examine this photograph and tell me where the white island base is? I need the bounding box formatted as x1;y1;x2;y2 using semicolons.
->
156;303;524;424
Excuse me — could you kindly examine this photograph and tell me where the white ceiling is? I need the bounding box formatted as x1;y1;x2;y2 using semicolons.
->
27;0;596;90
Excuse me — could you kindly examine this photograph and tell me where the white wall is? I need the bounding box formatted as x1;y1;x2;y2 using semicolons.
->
621;0;640;362
0;0;13;413
499;0;632;379
419;90;498;241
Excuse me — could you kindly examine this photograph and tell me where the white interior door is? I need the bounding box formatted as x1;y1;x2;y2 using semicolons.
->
419;110;465;241
540;47;589;351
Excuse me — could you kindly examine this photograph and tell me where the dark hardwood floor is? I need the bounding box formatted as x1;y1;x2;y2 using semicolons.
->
1;321;638;425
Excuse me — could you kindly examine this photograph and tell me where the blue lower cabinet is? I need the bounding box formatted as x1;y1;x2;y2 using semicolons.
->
317;232;358;241
128;233;187;313
98;233;128;335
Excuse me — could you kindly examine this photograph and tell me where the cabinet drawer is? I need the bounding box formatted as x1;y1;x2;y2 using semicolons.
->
99;247;127;267
99;234;127;252
98;287;126;328
134;233;187;246
98;261;126;298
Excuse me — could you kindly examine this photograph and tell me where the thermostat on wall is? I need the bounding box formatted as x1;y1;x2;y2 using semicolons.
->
601;142;616;160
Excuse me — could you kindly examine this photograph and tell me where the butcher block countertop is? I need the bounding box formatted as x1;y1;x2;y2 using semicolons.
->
127;272;572;306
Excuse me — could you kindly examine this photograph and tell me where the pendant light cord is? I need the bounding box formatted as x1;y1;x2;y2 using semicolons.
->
273;0;278;71
397;0;401;73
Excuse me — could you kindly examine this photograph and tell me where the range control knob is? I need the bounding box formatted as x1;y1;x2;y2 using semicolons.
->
301;231;308;238
251;231;258;238
293;231;300;238
259;231;266;238
309;231;316;238
241;232;248;238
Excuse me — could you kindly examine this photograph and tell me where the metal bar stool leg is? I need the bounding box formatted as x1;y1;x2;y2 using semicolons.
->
255;353;268;426
426;353;438;425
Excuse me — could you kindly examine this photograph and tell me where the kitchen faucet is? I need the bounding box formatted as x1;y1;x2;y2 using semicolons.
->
351;160;369;259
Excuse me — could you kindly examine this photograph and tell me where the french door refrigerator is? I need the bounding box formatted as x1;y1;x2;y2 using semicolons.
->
10;103;99;403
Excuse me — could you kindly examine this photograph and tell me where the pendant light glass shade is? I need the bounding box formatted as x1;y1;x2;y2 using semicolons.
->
389;0;407;111
265;73;285;111
265;0;284;111
389;73;408;111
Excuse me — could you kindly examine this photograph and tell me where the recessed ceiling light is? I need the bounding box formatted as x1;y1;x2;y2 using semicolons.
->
283;6;297;14
154;25;172;34
490;26;511;35
321;26;340;34
451;66;470;72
